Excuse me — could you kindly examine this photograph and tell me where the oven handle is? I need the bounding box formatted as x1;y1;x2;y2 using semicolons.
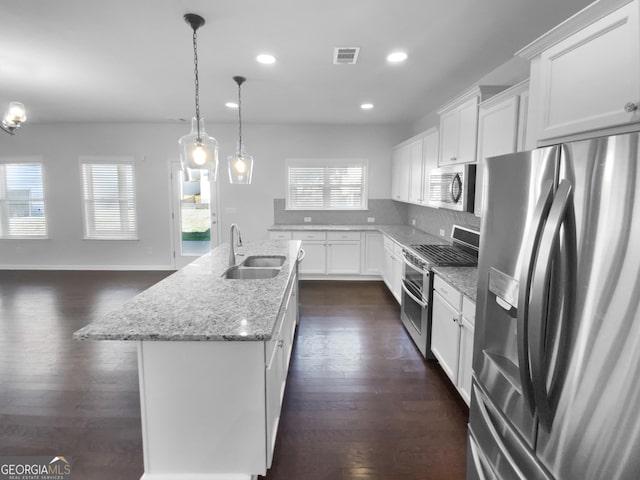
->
401;250;428;276
401;280;427;309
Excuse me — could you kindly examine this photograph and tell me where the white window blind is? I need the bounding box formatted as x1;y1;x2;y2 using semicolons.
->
81;158;137;240
287;159;368;210
0;161;47;238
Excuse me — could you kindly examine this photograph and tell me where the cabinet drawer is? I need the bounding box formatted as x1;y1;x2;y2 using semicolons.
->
393;242;404;257
434;275;462;310
383;235;396;251
292;231;327;241
269;231;292;240
462;296;476;326
327;231;361;241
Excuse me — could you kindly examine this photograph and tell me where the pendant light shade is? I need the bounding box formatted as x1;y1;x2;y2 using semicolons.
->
1;101;27;135
228;76;254;184
179;13;218;179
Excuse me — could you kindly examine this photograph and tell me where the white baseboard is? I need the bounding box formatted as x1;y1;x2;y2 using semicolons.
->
0;264;175;271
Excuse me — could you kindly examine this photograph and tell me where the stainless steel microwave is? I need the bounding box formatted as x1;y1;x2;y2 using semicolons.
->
429;164;476;212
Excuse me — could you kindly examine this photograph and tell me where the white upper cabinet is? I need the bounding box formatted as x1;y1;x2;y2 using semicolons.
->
392;130;438;205
475;81;529;216
421;128;439;204
407;139;425;203
391;143;411;202
438;86;508;166
519;0;640;145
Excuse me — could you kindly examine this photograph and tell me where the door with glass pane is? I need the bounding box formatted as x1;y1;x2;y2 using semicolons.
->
170;161;219;269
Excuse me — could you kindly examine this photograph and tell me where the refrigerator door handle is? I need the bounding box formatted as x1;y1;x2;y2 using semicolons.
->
517;179;554;415
529;179;576;431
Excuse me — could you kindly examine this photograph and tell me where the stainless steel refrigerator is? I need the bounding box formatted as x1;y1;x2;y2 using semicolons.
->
467;132;640;480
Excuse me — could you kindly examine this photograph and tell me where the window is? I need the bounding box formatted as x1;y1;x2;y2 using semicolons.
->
81;157;137;240
0;159;47;238
286;159;368;210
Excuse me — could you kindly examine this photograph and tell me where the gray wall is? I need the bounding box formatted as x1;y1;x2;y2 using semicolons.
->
407;204;480;240
0;122;406;269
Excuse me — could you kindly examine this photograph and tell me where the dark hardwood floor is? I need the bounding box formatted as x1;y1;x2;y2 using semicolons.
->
0;273;468;479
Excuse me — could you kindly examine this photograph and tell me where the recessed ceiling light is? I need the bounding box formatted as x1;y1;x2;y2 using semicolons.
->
387;51;408;63
256;54;276;65
361;103;374;110
225;102;238;109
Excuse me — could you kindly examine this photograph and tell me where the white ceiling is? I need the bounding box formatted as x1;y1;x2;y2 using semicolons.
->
0;0;594;126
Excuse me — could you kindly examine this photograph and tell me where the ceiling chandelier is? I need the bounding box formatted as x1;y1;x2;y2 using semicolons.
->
178;13;218;178
1;102;27;135
228;76;254;184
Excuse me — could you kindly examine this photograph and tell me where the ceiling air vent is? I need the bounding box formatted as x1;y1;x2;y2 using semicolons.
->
333;47;360;65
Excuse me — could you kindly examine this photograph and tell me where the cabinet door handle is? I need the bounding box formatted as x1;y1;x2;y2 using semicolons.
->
625;102;638;113
451;157;457;162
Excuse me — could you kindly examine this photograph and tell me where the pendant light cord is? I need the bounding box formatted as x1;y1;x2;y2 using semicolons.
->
192;27;201;142
237;82;242;151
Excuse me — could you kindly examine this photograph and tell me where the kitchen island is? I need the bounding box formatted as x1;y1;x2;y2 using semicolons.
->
74;240;302;480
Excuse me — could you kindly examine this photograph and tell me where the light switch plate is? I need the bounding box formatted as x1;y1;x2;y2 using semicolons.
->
303;217;312;223
367;217;375;223
440;229;445;236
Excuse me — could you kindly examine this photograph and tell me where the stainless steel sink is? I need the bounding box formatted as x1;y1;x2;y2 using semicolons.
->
241;255;286;267
222;266;281;279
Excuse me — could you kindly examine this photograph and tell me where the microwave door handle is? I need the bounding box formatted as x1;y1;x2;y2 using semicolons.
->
517;179;554;416
451;173;462;203
529;180;575;431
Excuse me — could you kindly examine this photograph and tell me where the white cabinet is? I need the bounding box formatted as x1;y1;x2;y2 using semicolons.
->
438;86;509;166
363;231;383;275
431;274;475;405
269;231;293;240
407;138;425;203
420;127;439;204
382;234;402;304
391;128;439;205
391;144;411;202
327;232;361;274
519;0;640;144
457;296;476;406
475;80;529;216
292;231;326;275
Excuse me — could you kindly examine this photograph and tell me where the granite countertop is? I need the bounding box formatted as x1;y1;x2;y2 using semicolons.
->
73;240;302;342
269;224;449;247
269;223;477;301
432;266;478;303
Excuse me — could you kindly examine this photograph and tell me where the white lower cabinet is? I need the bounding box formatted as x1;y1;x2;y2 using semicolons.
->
292;231;327;275
431;274;475;405
382;234;402;304
327;241;361;274
137;274;298;478
363;231;383;275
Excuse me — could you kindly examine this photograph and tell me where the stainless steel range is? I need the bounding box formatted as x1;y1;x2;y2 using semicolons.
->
400;225;479;358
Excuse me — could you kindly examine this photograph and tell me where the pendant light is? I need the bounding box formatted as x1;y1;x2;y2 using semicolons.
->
1;102;27;135
178;13;218;178
227;76;254;184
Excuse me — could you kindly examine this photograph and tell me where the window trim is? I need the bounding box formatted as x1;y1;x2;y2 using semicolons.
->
285;158;369;211
0;156;49;239
79;156;139;241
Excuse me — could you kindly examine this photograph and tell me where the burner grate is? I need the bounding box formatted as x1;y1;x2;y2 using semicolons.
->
411;244;477;266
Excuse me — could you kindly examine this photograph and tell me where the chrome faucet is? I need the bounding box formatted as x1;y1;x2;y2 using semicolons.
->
229;224;243;266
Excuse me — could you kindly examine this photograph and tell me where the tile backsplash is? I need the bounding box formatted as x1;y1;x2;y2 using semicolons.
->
407;204;480;240
273;198;408;225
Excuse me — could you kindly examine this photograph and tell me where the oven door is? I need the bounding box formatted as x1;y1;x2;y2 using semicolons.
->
400;278;431;358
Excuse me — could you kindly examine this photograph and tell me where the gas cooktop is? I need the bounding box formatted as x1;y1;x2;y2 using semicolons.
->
410;244;478;267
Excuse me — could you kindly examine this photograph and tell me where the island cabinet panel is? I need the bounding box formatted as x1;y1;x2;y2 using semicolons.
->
138;341;267;476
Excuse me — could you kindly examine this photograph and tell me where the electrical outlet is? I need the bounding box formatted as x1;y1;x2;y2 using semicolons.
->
440;229;445;236
303;217;312;223
411;219;416;226
367;217;375;223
